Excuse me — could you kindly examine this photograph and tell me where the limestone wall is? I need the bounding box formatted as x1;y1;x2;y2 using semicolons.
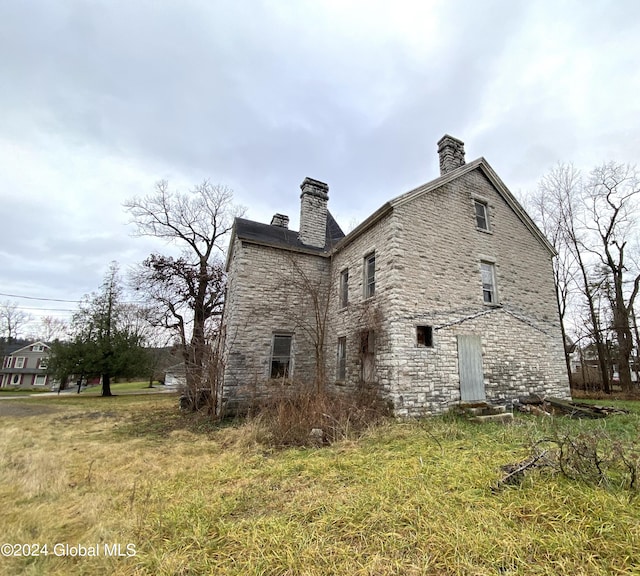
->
222;240;330;412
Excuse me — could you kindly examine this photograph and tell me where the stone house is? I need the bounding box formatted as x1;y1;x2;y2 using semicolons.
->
221;135;571;417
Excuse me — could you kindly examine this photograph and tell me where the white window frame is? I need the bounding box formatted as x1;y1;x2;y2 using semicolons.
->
38;358;48;369
32;344;45;352
339;268;349;309
481;261;498;304
364;252;376;299
34;374;47;386
11;374;21;385
15;357;25;369
270;334;293;379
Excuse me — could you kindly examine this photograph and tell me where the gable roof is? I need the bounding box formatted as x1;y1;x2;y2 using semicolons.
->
336;157;556;256
6;341;50;356
226;211;345;269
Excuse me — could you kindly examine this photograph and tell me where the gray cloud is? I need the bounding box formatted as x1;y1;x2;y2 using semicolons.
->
1;0;639;323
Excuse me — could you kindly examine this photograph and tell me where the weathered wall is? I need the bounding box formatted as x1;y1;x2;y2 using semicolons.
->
384;168;570;415
325;210;399;400
222;240;330;412
222;165;570;417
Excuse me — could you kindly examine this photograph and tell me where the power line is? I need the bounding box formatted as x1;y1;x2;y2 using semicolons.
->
0;292;80;303
14;306;77;313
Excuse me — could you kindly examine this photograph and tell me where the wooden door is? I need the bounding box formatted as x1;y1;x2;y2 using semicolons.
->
457;335;486;402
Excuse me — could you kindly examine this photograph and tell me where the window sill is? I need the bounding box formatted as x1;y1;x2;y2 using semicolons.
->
268;378;293;385
476;227;493;235
483;302;502;308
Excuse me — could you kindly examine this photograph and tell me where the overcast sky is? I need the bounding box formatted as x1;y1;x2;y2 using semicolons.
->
1;0;639;329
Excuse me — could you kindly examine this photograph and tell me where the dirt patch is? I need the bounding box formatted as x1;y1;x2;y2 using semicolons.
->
0;401;64;418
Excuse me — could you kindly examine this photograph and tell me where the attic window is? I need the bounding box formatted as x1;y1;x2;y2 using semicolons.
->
474;200;489;231
32;344;45;352
417;326;433;347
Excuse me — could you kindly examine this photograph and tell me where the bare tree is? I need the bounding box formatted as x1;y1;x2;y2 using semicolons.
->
35;316;69;342
583;163;640;391
534;164;611;392
0;301;32;342
282;253;332;393
124;180;244;408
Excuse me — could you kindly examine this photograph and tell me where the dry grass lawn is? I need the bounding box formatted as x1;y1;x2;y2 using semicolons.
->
0;394;639;575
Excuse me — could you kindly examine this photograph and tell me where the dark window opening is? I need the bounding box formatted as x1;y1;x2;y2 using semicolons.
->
417;326;433;347
340;269;349;308
360;330;376;383
337;337;346;381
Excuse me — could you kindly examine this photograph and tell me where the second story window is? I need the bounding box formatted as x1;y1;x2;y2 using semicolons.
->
364;252;376;298
474;200;489;231
340;268;349;308
481;262;498;304
15;357;25;369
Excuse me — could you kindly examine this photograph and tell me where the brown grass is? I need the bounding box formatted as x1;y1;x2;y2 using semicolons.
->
248;388;391;446
0;394;639;575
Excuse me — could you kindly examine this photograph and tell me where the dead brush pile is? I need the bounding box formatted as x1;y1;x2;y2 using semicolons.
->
493;429;640;495
248;388;391;447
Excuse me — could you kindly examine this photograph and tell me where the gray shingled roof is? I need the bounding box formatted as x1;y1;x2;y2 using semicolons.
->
235;211;344;253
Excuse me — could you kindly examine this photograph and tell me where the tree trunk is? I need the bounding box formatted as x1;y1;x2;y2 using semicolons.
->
611;270;634;392
102;373;112;396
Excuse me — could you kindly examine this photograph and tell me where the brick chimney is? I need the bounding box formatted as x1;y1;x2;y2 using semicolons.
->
299;177;328;248
437;134;465;175
270;213;289;229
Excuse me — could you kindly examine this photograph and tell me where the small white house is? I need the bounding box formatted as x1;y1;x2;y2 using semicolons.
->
164;363;187;388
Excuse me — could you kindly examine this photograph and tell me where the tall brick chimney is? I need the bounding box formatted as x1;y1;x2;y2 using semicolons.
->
437;134;465;175
299;177;328;248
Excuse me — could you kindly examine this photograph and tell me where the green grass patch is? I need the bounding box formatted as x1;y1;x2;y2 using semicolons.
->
0;388;52;396
0;396;639;575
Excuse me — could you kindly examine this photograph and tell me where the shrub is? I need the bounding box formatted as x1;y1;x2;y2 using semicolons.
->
248;388;391;447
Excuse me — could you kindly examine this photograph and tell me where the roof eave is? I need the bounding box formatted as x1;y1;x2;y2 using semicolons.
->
332;202;393;252
237;237;331;257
